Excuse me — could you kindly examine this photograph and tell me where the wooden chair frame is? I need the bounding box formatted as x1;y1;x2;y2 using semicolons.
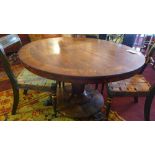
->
144;85;155;121
105;43;155;119
0;35;57;116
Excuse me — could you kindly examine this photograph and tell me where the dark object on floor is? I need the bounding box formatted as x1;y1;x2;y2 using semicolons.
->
144;85;155;121
93;111;106;121
122;34;137;47
0;35;57;115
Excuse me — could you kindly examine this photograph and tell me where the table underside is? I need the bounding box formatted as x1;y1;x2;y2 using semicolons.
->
56;83;104;119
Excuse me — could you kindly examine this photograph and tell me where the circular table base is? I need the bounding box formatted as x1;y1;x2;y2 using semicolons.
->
57;85;104;119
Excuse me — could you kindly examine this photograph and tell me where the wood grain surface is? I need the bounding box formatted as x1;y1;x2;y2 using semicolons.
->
18;37;145;84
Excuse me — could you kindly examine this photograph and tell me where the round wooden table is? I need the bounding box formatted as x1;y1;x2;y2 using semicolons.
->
18;37;145;118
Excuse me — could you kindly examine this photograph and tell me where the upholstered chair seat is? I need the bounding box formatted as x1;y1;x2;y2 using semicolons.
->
108;75;151;96
17;68;56;92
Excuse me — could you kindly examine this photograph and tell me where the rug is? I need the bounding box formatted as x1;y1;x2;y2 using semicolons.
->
0;63;124;121
0;89;124;121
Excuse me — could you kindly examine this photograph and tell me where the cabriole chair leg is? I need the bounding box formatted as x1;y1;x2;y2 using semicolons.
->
52;95;57;117
51;83;58;117
144;85;155;121
12;88;19;115
144;101;151;121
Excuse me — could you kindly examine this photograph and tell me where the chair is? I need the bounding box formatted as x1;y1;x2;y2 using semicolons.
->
0;34;22;63
99;34;107;40
105;43;155;119
0;35;57;115
122;34;137;47
144;85;155;121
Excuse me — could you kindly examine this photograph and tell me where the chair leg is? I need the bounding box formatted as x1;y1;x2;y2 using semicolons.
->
12;88;19;115
144;87;155;121
62;82;65;89
105;97;112;120
52;95;57;118
144;100;151;121
23;89;28;95
51;83;58;117
58;81;61;88
101;83;104;94
134;96;138;103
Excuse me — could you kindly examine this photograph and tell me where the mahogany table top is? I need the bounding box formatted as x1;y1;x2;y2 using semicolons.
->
18;37;145;83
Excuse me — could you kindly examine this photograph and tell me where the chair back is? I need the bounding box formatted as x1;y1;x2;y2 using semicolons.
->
0;45;18;86
122;34;137;47
107;34;124;44
143;34;155;53
139;42;155;73
99;34;107;40
0;35;20;89
0;34;22;49
146;42;155;60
